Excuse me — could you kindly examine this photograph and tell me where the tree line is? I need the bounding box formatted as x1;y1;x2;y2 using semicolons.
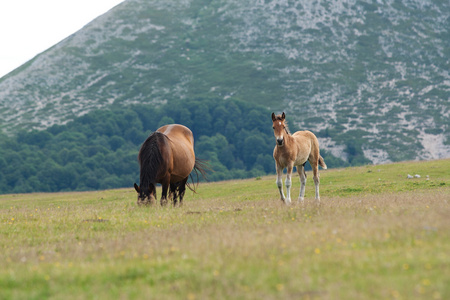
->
0;97;348;194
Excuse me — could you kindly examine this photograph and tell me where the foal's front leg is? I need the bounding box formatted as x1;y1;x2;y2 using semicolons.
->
284;164;293;205
276;164;286;202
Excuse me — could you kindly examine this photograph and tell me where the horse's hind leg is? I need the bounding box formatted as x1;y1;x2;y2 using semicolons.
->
170;183;178;206
297;164;307;202
160;181;169;206
178;178;188;206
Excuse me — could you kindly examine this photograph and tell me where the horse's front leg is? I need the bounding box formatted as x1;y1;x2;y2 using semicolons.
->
276;164;286;202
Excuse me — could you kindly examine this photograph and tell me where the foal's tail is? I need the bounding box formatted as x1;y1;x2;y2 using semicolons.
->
186;158;212;192
319;156;327;169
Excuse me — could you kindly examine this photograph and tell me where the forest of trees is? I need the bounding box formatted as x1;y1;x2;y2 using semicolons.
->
0;97;349;194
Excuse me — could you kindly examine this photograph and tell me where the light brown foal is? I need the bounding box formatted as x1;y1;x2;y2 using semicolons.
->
272;112;327;204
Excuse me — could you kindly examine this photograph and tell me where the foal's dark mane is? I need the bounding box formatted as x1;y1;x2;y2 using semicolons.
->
274;115;291;135
138;132;169;196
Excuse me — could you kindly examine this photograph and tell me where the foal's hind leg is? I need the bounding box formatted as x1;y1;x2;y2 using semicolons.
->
297;164;307;202
311;161;320;203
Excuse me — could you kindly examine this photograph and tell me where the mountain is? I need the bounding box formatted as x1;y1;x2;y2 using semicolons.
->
0;0;449;164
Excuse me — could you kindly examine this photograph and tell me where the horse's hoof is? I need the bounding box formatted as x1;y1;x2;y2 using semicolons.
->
298;197;305;202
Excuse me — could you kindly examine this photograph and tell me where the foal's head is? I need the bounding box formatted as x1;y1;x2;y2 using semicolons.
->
271;112;289;147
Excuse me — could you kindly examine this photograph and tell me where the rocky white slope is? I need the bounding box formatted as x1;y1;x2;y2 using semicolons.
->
0;0;449;163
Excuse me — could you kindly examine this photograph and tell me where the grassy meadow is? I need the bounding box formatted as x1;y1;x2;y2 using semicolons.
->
1;159;449;299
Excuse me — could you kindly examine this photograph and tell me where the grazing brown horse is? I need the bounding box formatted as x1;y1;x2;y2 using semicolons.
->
134;124;207;206
272;112;327;204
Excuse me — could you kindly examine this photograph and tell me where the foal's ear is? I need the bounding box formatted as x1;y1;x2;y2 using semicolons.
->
134;183;140;193
271;112;276;121
281;112;286;120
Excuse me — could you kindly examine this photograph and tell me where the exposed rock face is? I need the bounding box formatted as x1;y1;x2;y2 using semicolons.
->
1;0;449;163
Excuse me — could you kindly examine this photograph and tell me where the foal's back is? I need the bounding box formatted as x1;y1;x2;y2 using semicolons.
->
291;130;320;163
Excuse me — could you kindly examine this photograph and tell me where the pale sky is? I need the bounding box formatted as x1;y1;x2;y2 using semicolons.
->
0;0;125;78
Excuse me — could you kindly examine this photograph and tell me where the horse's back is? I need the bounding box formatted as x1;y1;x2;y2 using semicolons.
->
157;124;195;181
157;124;194;145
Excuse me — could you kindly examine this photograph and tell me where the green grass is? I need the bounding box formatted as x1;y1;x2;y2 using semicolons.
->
1;159;449;299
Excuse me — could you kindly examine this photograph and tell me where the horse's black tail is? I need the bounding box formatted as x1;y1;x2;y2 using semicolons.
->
186;158;212;193
138;132;168;194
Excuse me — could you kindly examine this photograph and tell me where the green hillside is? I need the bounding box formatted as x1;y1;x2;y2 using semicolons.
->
0;0;449;164
0;98;349;194
1;159;449;299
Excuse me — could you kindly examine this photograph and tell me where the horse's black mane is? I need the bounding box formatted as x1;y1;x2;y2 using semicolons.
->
138;132;168;196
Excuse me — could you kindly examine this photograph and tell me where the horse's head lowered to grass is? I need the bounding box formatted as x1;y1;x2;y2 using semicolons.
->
134;183;156;205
